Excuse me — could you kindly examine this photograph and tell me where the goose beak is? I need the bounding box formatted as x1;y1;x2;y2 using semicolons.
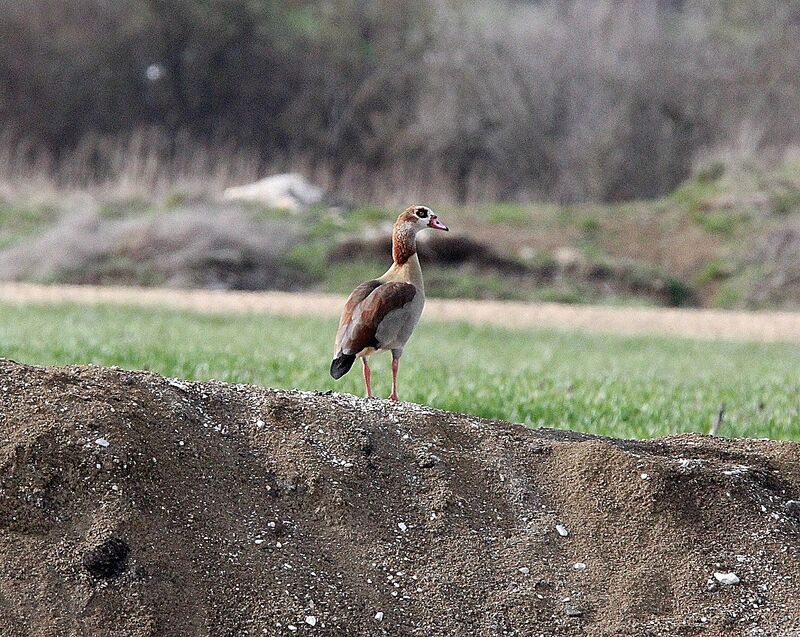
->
428;215;449;231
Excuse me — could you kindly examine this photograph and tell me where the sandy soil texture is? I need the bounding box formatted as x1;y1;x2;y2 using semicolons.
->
3;282;800;342
1;360;799;636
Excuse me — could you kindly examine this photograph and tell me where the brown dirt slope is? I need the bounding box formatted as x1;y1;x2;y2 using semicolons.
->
0;360;799;637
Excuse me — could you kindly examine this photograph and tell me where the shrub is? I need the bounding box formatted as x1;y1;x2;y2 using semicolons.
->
2;0;800;204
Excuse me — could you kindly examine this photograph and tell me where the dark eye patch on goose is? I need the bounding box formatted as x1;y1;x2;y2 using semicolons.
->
416;208;429;218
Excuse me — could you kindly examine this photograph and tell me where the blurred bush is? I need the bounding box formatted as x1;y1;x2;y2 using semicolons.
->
1;0;800;203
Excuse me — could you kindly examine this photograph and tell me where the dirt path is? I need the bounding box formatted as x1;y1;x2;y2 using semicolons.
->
3;281;800;343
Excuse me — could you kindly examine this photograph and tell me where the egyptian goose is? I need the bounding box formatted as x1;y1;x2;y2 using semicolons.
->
330;205;449;400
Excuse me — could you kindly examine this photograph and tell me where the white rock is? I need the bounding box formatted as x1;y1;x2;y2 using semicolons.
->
556;525;570;537
223;173;325;211
305;616;317;626
640;473;650;480
518;567;530;574
573;562;587;570
723;465;749;476
374;611;384;621
554;246;583;269
256;419;265;428
714;572;740;585
398;522;408;532
95;437;110;448
287;626;297;632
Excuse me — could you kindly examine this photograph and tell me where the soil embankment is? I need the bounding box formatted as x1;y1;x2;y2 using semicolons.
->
0;360;798;636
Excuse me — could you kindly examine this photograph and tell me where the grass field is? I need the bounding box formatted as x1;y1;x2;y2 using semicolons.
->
3;302;800;440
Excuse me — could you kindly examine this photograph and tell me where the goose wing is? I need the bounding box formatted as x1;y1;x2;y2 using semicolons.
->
334;281;417;356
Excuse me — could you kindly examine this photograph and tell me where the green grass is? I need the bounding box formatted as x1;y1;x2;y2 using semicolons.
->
2;302;800;440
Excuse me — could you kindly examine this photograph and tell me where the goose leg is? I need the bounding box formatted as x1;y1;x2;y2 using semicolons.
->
362;358;373;398
389;354;400;401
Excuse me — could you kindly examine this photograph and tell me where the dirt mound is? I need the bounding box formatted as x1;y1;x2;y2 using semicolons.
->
330;233;529;273
0;207;306;290
1;360;798;637
329;233;694;306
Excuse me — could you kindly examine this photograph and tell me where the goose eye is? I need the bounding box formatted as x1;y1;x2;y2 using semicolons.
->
416;208;428;218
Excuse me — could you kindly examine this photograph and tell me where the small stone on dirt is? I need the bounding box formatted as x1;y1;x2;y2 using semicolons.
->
714;572;740;585
305;615;317;626
573;562;587;570
518;567;530;574
94;437;110;447
374;612;384;621
556;524;570;537
565;607;583;617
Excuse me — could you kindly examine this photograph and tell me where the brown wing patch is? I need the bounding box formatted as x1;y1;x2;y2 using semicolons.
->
334;280;381;355
339;280;381;327
336;282;416;355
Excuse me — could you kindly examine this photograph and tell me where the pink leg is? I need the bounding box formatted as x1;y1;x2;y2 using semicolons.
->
362;358;373;398
390;356;399;401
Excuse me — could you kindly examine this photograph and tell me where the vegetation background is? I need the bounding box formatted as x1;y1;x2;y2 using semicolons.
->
2;0;800;204
2;0;800;438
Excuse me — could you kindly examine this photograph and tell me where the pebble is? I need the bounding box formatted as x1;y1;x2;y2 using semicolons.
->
565;607;583;617
374;612;384;621
714;572;740;585
573;562;587;571
786;500;800;515
305;616;317;626
556;525;570;537
518;567;530;574
95;437;110;448
723;465;749;476
256;419;265;428
398;522;408;532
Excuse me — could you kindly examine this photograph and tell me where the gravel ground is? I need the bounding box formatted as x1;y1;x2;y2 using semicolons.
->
1;360;799;636
3;282;800;342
